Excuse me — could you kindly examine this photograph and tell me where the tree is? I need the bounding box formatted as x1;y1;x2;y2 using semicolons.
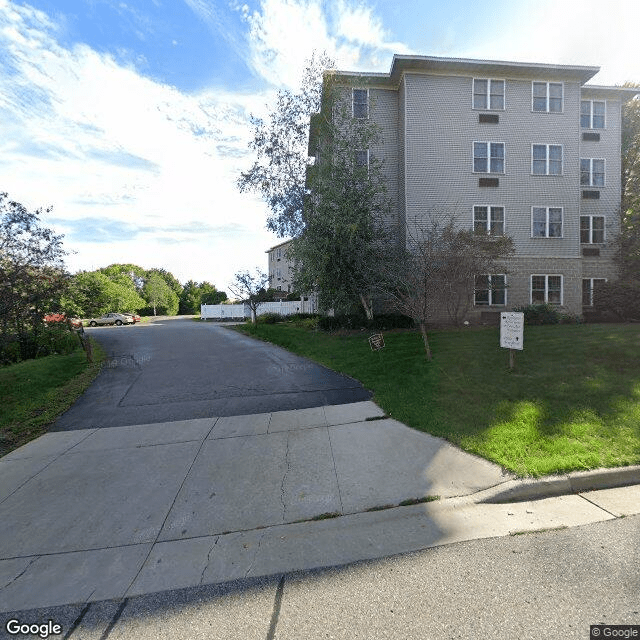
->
143;272;176;316
179;280;227;314
382;215;514;360
228;269;269;323
620;87;640;282
238;53;333;238
62;271;145;317
288;73;397;318
239;54;396;318
0;193;69;361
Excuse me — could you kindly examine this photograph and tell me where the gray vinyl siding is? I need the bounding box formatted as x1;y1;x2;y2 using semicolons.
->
369;88;399;229
403;73;583;258
579;96;622;261
398;79;406;234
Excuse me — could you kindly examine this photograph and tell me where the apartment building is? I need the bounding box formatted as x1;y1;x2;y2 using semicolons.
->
266;239;294;296
319;55;637;319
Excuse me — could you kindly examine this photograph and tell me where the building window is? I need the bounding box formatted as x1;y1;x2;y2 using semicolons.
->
353;88;368;119
581;100;605;128
474;274;506;306
473;79;505;110
580;159;605;186
531;275;562;305
532;207;563;238
580;215;605;243
582;278;606;306
355;149;369;168
473;206;504;236
532;82;563;112
532;144;563;175
473;142;504;173
276;268;281;280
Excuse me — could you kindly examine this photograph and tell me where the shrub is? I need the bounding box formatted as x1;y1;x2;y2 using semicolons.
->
514;304;561;325
257;312;285;324
317;313;414;332
593;280;640;321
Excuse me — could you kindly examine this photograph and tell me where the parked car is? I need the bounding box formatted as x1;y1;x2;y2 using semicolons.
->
123;313;141;323
88;313;134;327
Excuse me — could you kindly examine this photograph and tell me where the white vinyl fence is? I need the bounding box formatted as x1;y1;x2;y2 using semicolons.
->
201;298;317;320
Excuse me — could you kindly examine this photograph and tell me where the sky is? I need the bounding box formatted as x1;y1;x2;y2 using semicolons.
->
1;0;639;292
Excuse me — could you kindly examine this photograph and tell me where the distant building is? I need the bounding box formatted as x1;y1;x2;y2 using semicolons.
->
266;240;294;297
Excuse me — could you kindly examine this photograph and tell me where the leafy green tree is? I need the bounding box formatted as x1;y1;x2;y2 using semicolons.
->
239;54;394;318
238;53;333;238
143;272;178;316
62;271;145;317
620;87;640;281
179;281;227;314
0;193;69;361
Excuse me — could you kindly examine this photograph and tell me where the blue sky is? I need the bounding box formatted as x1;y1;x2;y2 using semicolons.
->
1;0;639;291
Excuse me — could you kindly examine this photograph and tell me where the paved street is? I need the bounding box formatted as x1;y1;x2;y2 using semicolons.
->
52;317;372;429
1;514;637;639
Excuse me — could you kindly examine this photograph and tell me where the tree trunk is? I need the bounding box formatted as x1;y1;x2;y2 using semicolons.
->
359;293;374;320
419;321;432;361
250;306;256;324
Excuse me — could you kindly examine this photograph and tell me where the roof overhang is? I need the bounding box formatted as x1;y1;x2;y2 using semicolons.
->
329;54;601;89
580;84;640;102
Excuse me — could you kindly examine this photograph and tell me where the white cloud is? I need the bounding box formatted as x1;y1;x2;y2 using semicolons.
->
244;0;413;88
469;0;640;85
0;0;276;290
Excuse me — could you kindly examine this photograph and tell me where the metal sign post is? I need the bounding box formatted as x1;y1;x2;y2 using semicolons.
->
500;312;524;370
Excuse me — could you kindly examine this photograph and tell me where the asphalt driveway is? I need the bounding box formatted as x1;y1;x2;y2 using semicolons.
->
52;317;372;430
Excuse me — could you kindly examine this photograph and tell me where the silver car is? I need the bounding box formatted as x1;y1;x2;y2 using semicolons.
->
88;313;134;327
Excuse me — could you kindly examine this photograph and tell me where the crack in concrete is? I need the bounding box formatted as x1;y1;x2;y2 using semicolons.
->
199;536;220;585
0;556;37;590
280;433;291;522
326;427;344;515
244;530;266;579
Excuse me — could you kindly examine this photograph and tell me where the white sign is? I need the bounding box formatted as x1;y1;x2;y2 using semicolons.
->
500;312;524;350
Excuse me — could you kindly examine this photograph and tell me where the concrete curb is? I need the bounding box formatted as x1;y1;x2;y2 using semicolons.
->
475;465;640;503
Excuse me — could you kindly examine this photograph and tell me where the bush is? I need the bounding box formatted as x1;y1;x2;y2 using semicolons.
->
514;304;561;325
593;280;640;321
0;324;79;365
257;312;285;324
317;313;414;332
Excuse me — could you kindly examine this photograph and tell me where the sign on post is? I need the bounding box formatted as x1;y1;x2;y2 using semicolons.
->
500;312;524;350
369;333;385;351
500;312;524;370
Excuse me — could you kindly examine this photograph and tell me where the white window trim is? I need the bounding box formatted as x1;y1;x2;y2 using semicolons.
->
580;214;606;244
582;278;607;307
474;274;507;306
472;141;505;174
352;88;369;119
581;99;607;129
355;149;370;170
472;205;505;236
531;144;564;176
531;81;564;113
531;206;564;239
580;158;606;187
530;274;563;305
472;78;506;111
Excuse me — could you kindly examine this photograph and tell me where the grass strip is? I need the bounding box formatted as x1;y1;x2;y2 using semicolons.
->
235;322;640;477
0;339;105;456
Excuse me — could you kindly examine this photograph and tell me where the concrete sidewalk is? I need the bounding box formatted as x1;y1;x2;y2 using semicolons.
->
1;401;638;616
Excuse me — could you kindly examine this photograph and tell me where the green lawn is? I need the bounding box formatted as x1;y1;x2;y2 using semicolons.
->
0;341;105;457
236;322;640;477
